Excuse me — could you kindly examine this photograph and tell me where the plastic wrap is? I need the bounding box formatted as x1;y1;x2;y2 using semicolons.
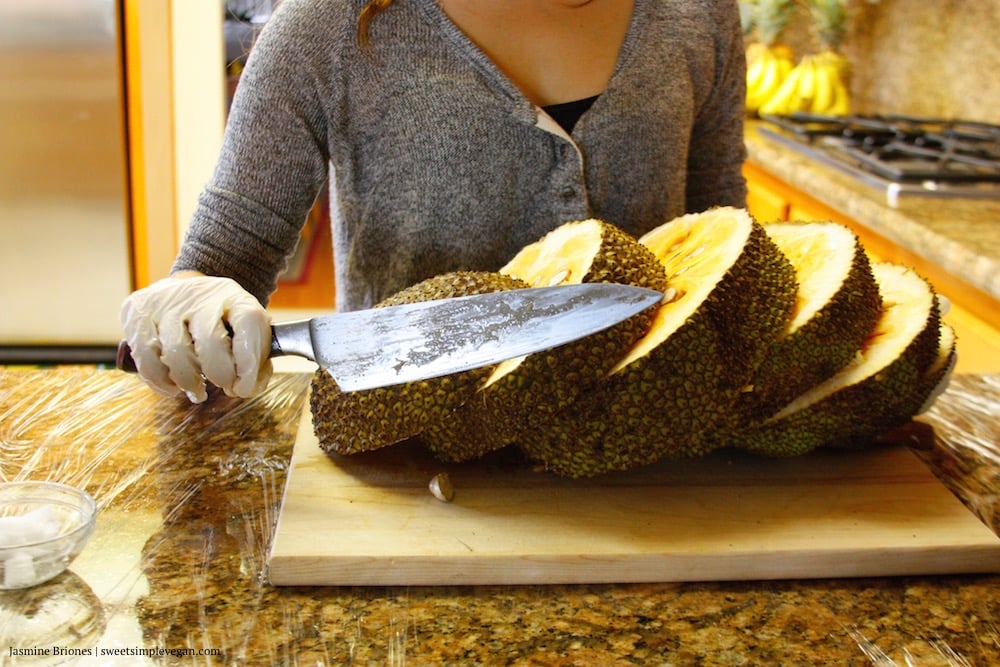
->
0;366;997;665
917;373;1000;535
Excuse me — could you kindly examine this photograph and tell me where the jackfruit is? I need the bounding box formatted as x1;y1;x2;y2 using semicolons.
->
517;207;798;477
732;261;942;456
310;271;528;456
914;319;957;415
420;219;667;462
735;221;882;423
825;318;957;450
309;209;954;478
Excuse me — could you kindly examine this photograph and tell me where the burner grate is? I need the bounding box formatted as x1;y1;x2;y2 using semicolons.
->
756;113;1000;205
760;113;1000;184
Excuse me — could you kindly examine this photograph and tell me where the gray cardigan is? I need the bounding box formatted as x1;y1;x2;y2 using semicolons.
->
174;0;748;310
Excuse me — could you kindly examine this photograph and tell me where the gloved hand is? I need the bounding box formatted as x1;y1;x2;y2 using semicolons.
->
120;272;272;403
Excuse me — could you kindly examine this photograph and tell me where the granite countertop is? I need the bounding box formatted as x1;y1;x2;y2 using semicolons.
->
744;122;1000;303
1;366;998;665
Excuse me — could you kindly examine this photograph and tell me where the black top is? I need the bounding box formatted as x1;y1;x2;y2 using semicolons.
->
542;94;600;134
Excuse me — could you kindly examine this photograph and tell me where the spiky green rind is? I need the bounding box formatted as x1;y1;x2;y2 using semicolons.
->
736;228;882;424
421;399;505;463
493;223;668;417
310;271;529;456
573;222;672;290
501;222;668;416
521;311;727;478
911;320;957;414
422;224;667;461
520;220;797;478
695;220;798;398
824;320;956;450
733;269;942;457
733;339;934;456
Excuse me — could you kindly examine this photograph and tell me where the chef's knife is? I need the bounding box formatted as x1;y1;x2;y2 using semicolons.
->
117;283;662;392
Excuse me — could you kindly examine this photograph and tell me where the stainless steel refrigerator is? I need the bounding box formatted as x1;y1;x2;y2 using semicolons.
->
0;0;132;361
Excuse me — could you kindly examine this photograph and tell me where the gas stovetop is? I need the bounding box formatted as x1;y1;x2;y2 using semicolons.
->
757;112;1000;207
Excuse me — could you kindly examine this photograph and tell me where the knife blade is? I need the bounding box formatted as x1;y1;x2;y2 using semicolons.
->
118;283;662;392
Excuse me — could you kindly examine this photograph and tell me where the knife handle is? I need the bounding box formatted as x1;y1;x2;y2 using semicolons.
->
116;340;138;372
116;325;296;374
268;320;314;361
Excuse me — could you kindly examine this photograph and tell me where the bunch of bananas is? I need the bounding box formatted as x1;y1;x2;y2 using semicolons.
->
745;43;795;115
754;50;852;117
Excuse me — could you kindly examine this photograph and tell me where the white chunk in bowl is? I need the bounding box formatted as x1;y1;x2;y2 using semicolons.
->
0;481;97;589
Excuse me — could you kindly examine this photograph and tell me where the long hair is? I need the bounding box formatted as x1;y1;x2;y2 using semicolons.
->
357;0;396;48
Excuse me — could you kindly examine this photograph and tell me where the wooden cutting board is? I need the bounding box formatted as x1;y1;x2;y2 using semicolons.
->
268;409;1000;586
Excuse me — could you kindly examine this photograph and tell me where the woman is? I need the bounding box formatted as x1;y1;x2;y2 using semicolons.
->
120;0;748;402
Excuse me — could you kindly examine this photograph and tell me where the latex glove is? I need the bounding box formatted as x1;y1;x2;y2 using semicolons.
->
120;273;272;403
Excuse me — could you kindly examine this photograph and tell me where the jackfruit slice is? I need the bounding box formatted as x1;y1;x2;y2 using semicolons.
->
310;271;528;456
914;319;957;415
827;318;957;450
735;221;882;424
494;219;668;412
518;207;798;477
732;261;942;457
420;220;667;462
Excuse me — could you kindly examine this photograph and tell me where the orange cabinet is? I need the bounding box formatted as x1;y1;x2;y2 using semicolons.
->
745;180;788;224
744;162;854;226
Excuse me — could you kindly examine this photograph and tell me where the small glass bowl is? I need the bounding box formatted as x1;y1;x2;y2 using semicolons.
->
0;481;97;590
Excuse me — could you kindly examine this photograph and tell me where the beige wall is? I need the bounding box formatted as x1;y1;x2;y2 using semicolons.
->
846;0;1000;122
768;0;1000;124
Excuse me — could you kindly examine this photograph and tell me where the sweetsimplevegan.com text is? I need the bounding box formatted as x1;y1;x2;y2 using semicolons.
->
8;646;223;659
